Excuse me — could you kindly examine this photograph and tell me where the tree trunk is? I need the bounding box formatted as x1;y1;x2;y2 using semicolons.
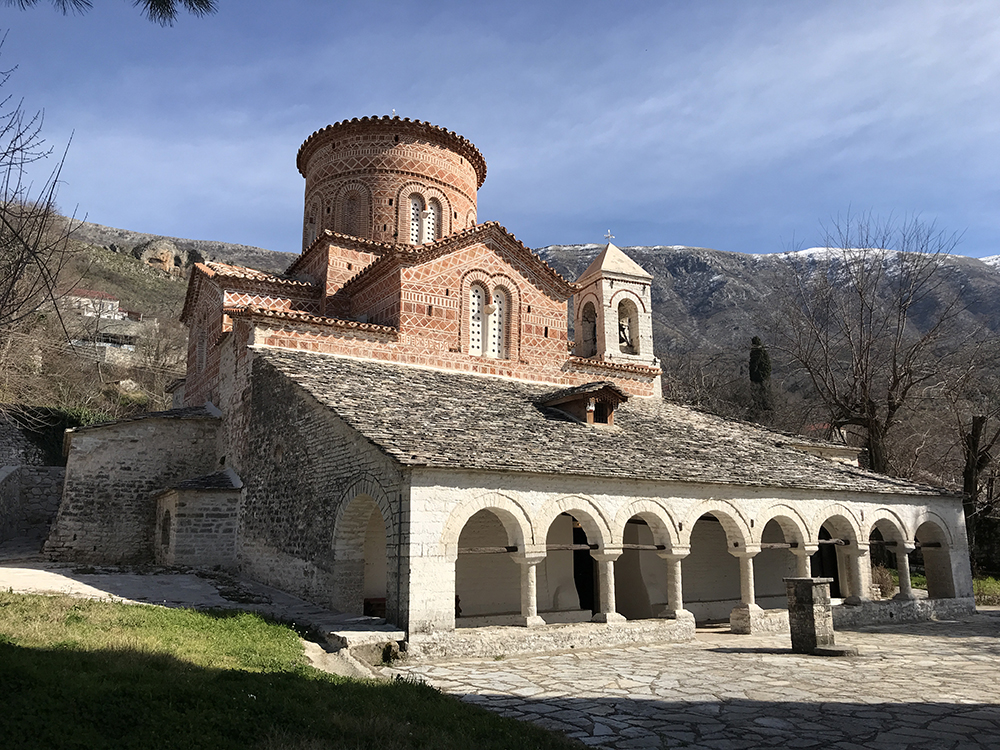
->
866;419;891;475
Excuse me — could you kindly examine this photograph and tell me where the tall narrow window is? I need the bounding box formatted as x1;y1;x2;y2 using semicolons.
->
488;288;508;358
580;301;597;357
409;195;424;244
426;199;441;243
469;284;485;356
343;195;358;236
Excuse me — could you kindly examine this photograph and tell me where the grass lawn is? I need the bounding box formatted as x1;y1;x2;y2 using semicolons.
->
0;593;582;750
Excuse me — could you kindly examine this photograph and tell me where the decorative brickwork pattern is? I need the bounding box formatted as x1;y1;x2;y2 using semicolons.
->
296;116;483;248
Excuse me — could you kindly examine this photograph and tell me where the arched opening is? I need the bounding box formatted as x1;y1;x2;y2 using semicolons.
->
540;513;597;622
580;301;597;357
754;519;800;609
409;194;424;244
617;299;638;355
488;287;508;359
811;516;860;599
340;190;368;238
914;521;956;599
614;515;666;619
426;198;442;242
469;283;486;356
362;508;387;616
868;520;905;600
332;495;389;617
684;513;741;623
454;509;520;625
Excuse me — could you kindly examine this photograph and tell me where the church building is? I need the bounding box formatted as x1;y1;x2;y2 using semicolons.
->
45;116;975;655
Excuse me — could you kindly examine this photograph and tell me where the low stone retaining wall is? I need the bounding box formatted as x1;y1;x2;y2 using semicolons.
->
833;597;977;628
405;616;696;661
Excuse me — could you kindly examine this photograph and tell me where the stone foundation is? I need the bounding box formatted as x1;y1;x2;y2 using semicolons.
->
832;597;976;628
405;617;696;661
729;604;789;635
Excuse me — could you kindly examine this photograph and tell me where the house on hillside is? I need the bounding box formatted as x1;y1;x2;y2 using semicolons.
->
44;116;975;653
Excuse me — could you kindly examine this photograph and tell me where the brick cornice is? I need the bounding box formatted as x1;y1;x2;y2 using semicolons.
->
225;305;399;338
567;356;663;377
297;115;487;188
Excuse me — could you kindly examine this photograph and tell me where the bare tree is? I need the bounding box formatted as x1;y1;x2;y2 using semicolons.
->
0;76;74;323
772;212;969;475
941;351;1000;557
4;0;216;26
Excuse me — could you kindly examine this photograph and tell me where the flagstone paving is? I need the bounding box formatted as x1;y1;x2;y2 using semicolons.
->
391;614;1000;749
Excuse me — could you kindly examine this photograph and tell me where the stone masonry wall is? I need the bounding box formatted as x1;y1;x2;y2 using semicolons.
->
0;466;65;544
0;416;47;466
156;487;239;569
234;356;407;623
45;415;221;563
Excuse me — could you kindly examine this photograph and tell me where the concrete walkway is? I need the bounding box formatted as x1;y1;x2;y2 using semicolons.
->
390;615;1000;749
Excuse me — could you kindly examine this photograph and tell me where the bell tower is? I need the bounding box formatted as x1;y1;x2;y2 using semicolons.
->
572;243;658;369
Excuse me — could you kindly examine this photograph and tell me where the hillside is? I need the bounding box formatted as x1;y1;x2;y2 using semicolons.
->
72;221;299;276
538;244;1000;360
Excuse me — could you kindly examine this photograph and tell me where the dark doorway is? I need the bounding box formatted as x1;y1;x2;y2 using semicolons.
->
572;522;597;612
811;525;842;597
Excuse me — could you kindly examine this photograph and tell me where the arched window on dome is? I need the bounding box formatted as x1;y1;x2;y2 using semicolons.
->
426;199;442;243
617;299;639;355
487;287;509;358
341;191;368;238
469;283;486;356
409;194;424;244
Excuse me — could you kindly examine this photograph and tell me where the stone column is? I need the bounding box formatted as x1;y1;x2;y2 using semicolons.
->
739;553;757;607
591;548;626;623
893;542;917;601
656;546;693;621
514;550;547;627
791;544;819;579
729;546;766;634
843;542;872;605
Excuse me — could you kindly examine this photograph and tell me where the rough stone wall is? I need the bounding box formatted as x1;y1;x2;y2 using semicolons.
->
0;416;47;466
0;466;65;543
156;488;239;568
233;356;407;622
44;416;220;563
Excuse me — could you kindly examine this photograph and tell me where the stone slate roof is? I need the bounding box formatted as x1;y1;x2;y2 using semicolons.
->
68;405;220;434
258;348;950;497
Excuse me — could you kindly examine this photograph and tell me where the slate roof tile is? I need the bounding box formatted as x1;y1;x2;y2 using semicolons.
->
258;348;949;497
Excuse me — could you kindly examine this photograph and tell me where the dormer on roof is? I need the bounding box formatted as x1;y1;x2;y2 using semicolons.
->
538;381;628;426
572;243;658;373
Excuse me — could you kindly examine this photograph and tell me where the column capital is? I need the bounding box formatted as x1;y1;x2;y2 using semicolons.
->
514;554;547;567
591;546;623;562
657;546;691;561
792;544;819;557
728;544;761;559
897;541;917;554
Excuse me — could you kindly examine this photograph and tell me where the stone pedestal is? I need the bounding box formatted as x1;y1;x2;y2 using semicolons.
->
784;577;856;656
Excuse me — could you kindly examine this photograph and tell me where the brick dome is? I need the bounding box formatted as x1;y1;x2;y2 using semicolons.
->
297;116;487;250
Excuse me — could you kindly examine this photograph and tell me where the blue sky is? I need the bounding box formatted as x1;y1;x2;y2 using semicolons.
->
4;1;999;257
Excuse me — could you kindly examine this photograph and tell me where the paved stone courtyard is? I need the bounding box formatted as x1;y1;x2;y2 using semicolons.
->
392;615;1000;749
